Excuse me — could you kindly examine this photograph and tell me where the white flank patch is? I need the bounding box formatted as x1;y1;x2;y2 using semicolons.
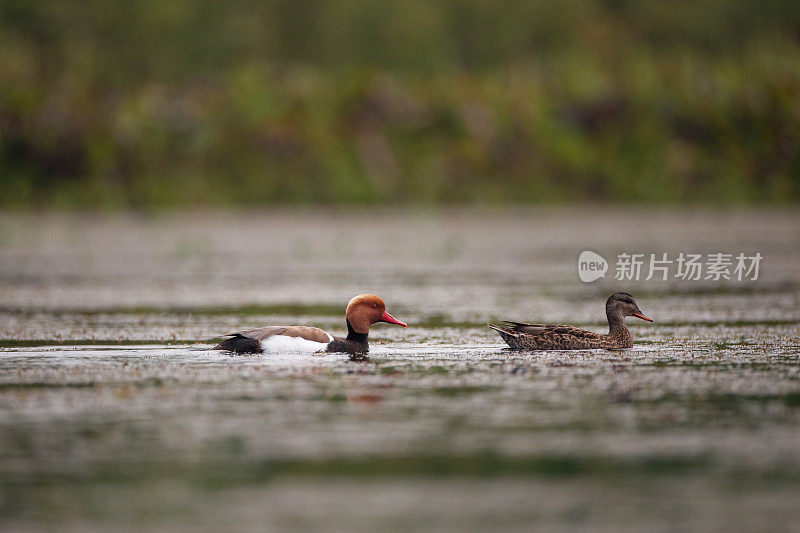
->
259;334;332;353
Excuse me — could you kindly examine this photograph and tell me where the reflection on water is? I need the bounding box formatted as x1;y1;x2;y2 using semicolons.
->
1;209;799;530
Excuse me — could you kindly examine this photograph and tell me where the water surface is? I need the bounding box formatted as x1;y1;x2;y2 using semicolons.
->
1;209;799;531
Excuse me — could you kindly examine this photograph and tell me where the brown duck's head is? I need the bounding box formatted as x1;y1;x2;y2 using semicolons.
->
345;294;407;334
606;292;653;322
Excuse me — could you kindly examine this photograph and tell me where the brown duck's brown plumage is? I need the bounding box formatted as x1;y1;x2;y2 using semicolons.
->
488;292;653;350
214;294;407;355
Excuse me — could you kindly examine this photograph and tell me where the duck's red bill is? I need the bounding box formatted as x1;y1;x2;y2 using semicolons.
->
380;311;407;327
633;312;654;322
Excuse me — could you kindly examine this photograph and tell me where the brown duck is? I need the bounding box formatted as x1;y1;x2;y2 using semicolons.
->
488;292;652;350
214;294;407;355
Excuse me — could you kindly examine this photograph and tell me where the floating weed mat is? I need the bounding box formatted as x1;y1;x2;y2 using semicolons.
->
0;339;202;348
0;454;719;489
0;303;344;317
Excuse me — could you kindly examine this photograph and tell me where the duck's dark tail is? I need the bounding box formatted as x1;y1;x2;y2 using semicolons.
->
487;324;523;349
213;334;262;354
487;323;518;337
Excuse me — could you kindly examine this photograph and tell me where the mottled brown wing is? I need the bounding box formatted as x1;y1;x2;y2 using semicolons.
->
542;324;604;340
503;321;603;340
501;321;546;335
232;325;332;343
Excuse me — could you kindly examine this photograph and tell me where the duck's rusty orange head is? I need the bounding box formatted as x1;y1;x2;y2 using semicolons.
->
345;294;407;334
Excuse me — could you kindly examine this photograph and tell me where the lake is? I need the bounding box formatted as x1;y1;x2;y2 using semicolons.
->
1;209;799;531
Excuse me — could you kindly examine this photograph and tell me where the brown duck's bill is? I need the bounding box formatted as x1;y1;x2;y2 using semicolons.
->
380;311;407;327
632;312;654;322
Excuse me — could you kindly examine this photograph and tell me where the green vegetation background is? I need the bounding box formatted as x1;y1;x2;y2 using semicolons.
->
1;0;799;208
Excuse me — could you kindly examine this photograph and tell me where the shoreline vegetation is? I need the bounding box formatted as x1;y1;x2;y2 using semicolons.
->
1;1;799;208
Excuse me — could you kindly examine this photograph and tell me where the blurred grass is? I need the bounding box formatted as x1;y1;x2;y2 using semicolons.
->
1;0;799;208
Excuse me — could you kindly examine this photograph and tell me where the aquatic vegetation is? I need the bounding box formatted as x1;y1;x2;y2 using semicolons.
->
1;2;799;208
1;211;799;529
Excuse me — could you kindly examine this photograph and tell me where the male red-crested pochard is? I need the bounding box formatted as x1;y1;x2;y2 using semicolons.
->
214;294;407;355
488;292;653;350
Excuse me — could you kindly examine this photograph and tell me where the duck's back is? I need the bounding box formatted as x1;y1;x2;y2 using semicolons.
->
490;321;616;350
215;325;333;353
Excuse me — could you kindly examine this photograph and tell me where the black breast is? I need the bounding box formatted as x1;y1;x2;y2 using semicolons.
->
327;336;369;355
